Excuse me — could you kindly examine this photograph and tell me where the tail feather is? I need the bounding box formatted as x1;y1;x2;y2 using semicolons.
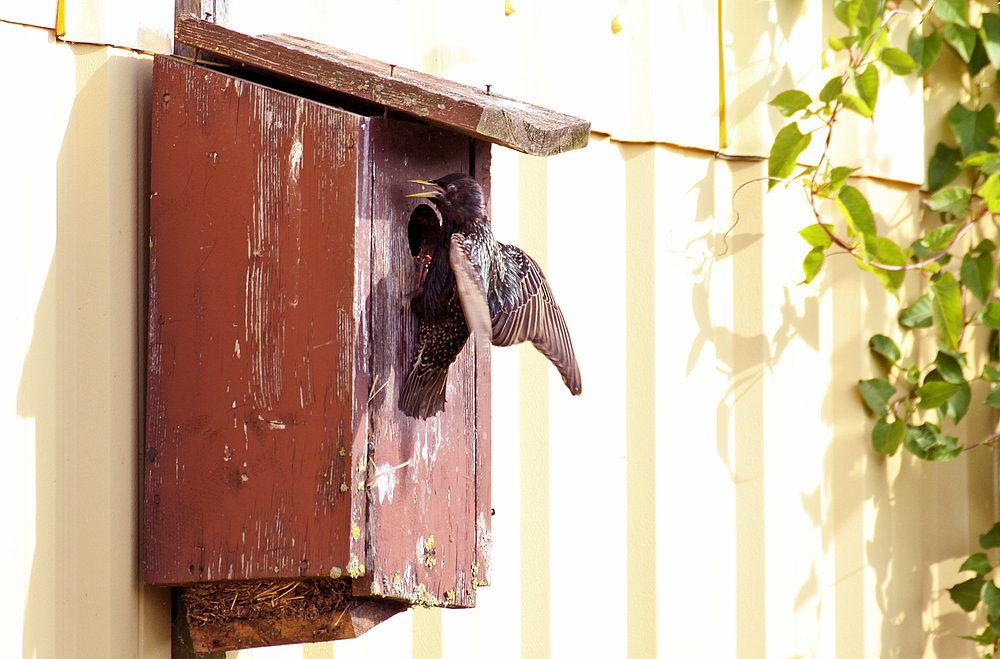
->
399;365;450;419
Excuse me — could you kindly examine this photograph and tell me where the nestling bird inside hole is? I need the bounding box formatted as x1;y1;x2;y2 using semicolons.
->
400;173;582;418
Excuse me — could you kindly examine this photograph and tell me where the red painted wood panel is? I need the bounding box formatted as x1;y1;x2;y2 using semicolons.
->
145;56;369;584
357;119;490;607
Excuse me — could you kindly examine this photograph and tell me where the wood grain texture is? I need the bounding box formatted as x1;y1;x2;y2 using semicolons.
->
145;56;369;584
173;15;590;156
356;118;489;608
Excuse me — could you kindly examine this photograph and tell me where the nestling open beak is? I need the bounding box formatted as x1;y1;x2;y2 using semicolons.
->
406;180;443;198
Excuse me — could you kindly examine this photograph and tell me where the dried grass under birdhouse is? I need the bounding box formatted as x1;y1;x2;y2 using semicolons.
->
178;577;409;652
183;577;352;627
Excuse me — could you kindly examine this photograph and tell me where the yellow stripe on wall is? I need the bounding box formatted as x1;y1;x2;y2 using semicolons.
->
518;155;550;659
621;144;657;657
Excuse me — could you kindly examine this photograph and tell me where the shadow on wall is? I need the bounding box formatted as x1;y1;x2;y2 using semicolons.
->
698;164;989;656
17;46;169;658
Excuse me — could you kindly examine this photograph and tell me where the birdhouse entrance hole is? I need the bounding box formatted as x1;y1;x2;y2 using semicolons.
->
408;204;441;258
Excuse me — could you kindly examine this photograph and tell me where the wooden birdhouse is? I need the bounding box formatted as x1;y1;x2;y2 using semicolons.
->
144;16;589;653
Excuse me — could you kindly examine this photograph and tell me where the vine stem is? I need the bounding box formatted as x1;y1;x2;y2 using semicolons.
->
806;173;987;273
965;432;1000;451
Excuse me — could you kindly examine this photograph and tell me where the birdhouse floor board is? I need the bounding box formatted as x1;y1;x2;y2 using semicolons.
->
178;578;407;652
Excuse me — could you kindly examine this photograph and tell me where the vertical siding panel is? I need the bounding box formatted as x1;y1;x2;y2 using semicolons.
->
710;158;739;659
654;147;720;655
547;137;628;658
411;608;443;659
759;172;829;658
726;163;767;659
8;35;170;659
517;155;551;659
621;144;657;658
1;22;59;659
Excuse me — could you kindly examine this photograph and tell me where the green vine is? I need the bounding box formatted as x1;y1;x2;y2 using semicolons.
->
766;0;1000;651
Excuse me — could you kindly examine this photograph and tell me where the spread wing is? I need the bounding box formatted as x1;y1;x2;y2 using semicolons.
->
491;245;582;395
449;233;492;354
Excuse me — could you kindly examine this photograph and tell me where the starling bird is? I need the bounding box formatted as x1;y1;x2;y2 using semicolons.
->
400;173;582;418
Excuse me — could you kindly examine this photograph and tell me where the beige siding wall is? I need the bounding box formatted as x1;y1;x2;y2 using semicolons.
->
4;1;997;657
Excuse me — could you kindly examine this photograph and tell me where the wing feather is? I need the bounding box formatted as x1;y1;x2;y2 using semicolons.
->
449;233;492;354
491;246;582;395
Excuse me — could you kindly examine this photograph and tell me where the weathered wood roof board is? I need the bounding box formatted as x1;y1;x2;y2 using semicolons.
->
174;14;590;156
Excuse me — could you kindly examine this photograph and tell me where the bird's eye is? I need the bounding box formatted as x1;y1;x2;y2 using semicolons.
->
447;184;456;191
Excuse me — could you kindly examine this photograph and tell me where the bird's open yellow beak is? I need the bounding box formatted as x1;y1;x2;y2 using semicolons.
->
406;180;442;198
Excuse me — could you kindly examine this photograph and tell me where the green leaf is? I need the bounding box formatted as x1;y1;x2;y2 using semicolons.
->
829;35;848;51
801;247;826;285
944;23;977;63
921;223;962;252
836;185;877;238
932;0;969;27
984;581;1000;619
984;382;1000;408
833;0;861;29
981;523;1000;549
946;379;972;423
862;237;906;294
909;27;943;76
916;380;961;409
816;166;859;198
871;417;906;456
904;423;963;461
854;64;879;112
970;34;991;77
855;0;880;30
905;364;920;384
973;238;996;255
990;614;1000;638
768;122;812;190
961;247;995;305
799;223;834;249
879;47;918;75
950;577;986;612
928;143;962;193
984;14;1000;69
948;103;999;157
770;90;813;117
961;553;994;577
925;187;971;216
961;150;1000;169
982;364;1000;382
959;625;996;646
899;294;934;328
837;92;873;119
869;334;900;363
857;234;878;268
936;339;968;369
859;378;895;416
979;174;1000;213
935;351;964;384
982;302;1000;330
819;76;844;104
929;272;964;349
